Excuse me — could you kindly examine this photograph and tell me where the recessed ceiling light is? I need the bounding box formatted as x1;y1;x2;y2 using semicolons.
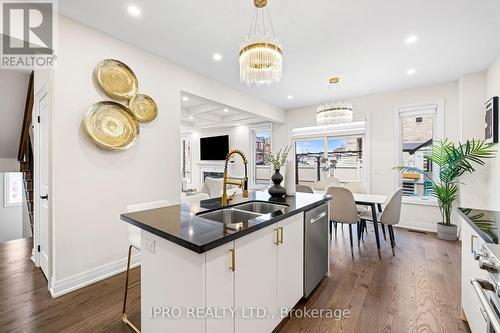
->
212;53;223;61
182;96;189;102
407;68;416;75
189;116;194;120
223;108;229;112
127;5;141;17
287;95;294;100
405;35;418;44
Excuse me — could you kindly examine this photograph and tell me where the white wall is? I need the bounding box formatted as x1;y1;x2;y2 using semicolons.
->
0;172;23;243
0;70;30;158
50;16;284;295
0;158;19;172
283;81;461;231
185;125;250;189
487;56;500;209
458;72;490;209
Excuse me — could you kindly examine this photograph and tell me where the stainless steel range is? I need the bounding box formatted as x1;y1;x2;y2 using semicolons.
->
472;243;500;332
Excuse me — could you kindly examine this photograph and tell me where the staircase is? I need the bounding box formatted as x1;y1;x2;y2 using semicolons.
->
17;71;34;232
19;139;34;231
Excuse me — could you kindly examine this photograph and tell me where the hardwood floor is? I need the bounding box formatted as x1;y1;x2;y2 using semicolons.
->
0;238;140;333
280;225;470;333
0;226;469;333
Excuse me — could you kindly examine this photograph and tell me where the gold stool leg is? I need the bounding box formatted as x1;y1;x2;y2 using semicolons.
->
123;245;141;333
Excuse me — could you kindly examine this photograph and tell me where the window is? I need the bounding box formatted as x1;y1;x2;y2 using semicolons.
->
181;138;191;183
252;129;272;185
4;172;22;207
295;139;324;186
327;137;363;182
397;103;442;202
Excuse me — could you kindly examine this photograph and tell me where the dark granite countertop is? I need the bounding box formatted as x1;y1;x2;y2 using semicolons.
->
458;207;500;244
121;191;331;254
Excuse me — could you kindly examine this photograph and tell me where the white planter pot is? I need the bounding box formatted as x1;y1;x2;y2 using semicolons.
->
437;223;458;241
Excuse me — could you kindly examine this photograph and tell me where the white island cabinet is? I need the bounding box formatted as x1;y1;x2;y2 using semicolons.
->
141;213;304;333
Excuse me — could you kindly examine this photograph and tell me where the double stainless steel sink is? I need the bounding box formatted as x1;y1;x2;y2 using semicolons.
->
197;201;287;229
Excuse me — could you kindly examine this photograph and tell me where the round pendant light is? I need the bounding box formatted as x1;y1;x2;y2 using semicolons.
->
316;77;353;125
239;0;282;87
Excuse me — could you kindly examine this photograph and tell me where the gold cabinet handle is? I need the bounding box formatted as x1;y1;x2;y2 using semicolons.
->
274;228;280;245
471;235;477;254
279;227;284;244
229;248;235;272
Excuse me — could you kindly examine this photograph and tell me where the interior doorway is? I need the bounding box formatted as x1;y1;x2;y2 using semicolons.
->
34;85;50;279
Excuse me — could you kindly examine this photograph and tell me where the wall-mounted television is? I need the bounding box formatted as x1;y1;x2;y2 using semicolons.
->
200;135;229;160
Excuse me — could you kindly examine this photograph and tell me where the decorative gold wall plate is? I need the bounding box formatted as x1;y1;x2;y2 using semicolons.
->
94;59;138;100
129;94;158;122
83;101;140;151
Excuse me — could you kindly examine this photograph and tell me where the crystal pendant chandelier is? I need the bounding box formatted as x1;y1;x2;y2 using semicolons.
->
316;77;353;125
239;0;282;86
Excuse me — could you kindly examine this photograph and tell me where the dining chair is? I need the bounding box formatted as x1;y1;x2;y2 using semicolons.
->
296;184;314;193
327;186;360;256
359;188;402;256
343;181;369;216
123;200;170;333
342;181;366;194
313;175;341;191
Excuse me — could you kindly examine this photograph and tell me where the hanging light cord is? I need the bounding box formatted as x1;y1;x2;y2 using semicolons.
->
247;3;277;40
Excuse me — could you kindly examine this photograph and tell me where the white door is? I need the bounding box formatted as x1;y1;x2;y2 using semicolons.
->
235;224;277;333
205;242;235;333
37;90;50;279
276;214;304;323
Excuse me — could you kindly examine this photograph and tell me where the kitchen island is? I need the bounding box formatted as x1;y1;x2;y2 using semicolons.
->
121;191;331;333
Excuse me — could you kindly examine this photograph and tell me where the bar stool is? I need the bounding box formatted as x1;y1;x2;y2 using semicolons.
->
123;200;170;333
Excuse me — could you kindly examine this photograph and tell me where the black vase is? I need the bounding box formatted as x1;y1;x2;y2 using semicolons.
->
268;169;286;197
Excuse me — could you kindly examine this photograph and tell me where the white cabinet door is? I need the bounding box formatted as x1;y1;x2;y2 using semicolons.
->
461;218;488;333
235;224;278;333
276;214;304;323
206;242;235;333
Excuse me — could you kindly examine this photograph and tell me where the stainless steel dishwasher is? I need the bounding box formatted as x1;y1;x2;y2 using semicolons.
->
304;203;329;298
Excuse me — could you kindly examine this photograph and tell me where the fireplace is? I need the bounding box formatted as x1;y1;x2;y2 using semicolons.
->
203;171;224;181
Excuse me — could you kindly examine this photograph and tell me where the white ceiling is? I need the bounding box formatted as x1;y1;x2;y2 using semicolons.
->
181;93;269;132
59;0;500;109
0;70;30;158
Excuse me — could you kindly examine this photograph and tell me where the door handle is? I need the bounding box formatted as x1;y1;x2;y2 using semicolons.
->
274;228;280;245
40;195;48;200
229;248;235;272
471;234;477;254
310;211;326;223
471;278;500;332
279;227;284;244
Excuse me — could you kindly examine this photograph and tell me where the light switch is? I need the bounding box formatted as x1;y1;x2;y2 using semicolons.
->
145;237;156;254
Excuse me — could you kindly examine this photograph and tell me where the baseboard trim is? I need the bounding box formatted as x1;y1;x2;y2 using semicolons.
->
50;252;141;298
396;223;437;233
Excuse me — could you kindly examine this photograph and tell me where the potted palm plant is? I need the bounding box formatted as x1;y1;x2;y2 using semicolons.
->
396;139;496;241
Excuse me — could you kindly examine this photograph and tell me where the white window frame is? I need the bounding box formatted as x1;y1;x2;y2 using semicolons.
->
289;114;371;192
249;123;273;188
4;172;23;207
181;136;192;185
394;99;444;206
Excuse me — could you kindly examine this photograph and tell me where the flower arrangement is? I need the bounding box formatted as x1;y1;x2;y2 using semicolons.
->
267;146;292;171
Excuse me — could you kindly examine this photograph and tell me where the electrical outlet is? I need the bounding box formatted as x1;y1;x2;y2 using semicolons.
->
145;237;156;254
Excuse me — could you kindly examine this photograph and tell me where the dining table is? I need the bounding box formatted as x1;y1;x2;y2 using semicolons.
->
314;190;388;257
